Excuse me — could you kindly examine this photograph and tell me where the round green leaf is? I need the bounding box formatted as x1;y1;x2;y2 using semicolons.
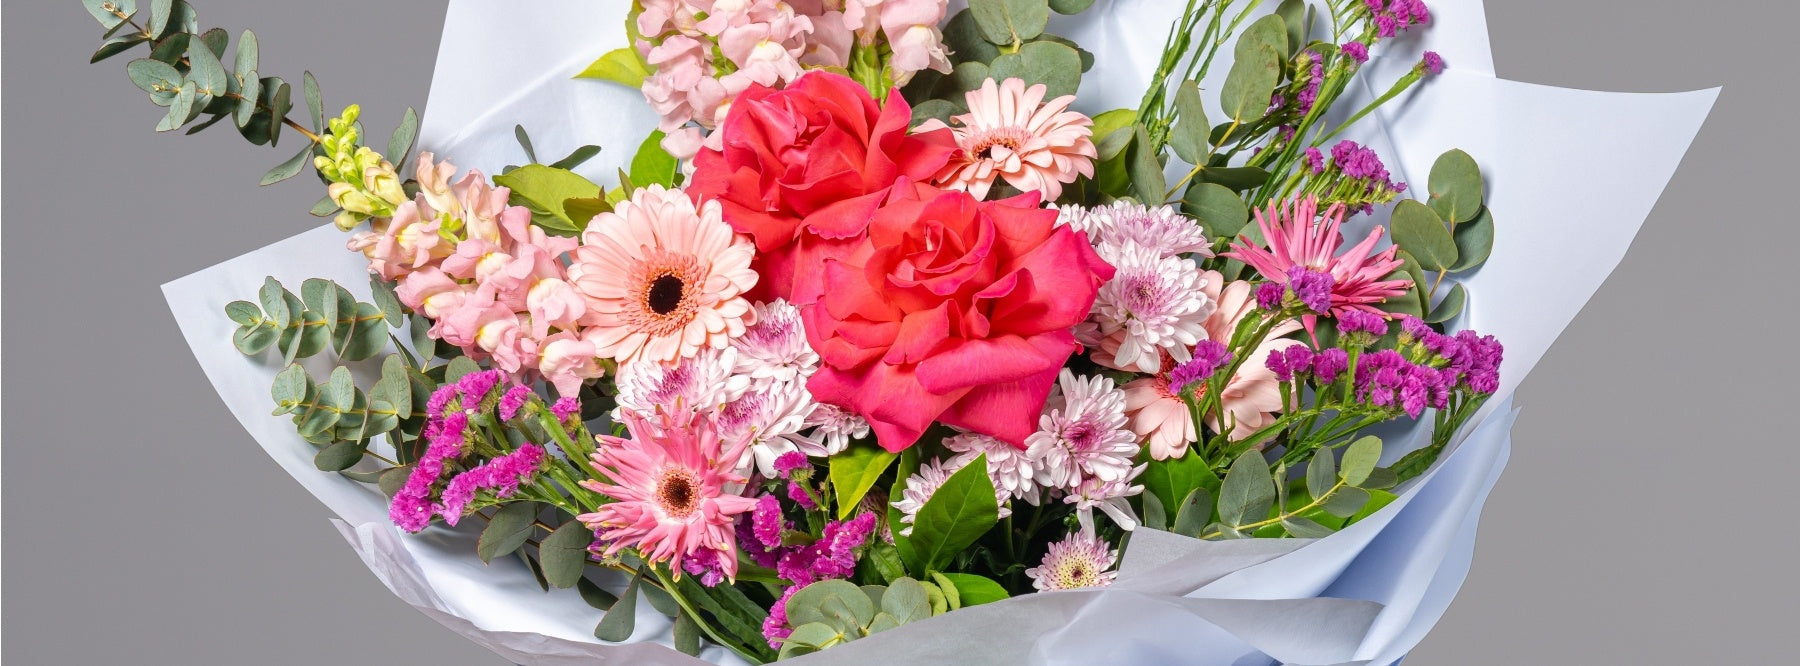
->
1048;0;1095;13
185;38;229;97
881;577;932;624
593;573;640;641
1217;450;1276;527
1339;436;1383;486
1390;200;1458;271
314;441;365;472
1182;182;1249;239
1306;447;1337;501
1169;80;1210;165
1323;486;1372;518
1219;45;1282;124
985;40;1082;99
1428;149;1484;224
968;0;1050;45
787;579;876;631
1282;516;1334;538
477;502;540;563
540;520;596;589
1171;487;1213;537
1450;206;1494;271
942;9;1001;63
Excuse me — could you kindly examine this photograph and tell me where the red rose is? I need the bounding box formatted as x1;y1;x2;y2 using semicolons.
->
688;71;957;302
802;185;1116;452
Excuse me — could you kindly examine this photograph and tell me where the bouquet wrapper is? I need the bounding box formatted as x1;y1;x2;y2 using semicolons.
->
162;1;1717;663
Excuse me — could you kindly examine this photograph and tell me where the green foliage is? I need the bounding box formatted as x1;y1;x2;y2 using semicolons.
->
1219;15;1287;124
477;501;540;564
492;164;604;236
776;577;950;658
829;442;897;520
576;47;653;88
1169;80;1210;165
539;520;595;589
1391;200;1458;272
1181;182;1250;238
629;130;680;190
905;455;1000;575
1156;438;1392;540
1427;149;1484;224
228;277;392;362
593;572;641;641
986;40;1083;99
968;0;1049;45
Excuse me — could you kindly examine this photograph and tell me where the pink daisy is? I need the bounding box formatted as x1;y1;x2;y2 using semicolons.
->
924;77;1097;201
568;185;759;367
578;407;757;581
1223;196;1412;326
1025;529;1120;591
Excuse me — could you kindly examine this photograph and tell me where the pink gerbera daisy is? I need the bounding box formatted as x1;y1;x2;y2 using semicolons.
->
578;407;757;581
568;184;759;367
925;77;1097;201
1223;196;1412;325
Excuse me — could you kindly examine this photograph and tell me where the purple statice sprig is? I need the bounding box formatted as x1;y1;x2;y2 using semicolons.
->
438;443;547;525
1170;341;1233;395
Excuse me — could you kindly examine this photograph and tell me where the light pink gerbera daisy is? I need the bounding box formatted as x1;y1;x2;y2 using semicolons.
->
578;407;757;581
1223;196;1412;326
1122;271;1305;459
568;184;759;367
1025;529;1120;591
925;77;1096;201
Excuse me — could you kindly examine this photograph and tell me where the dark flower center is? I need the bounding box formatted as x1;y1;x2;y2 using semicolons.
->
658;469;700;518
647;274;686;315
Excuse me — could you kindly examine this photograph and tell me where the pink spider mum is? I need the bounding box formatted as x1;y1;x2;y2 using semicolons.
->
925;77;1096;201
1224;196;1411;329
578;407;757;582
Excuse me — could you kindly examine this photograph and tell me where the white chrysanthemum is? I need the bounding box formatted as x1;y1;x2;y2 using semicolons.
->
612;347;749;420
1065;466;1146;533
1055;201;1213;258
717;377;817;477
1025;530;1120;591
730;299;819;387
944;431;1039;501
894;458;1012;537
1027;370;1140;492
1075;242;1216;374
797;403;870;457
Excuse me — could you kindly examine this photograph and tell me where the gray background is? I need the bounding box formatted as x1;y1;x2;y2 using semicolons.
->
4;1;1794;663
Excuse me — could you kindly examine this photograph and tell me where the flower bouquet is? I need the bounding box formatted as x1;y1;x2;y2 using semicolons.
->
97;0;1715;663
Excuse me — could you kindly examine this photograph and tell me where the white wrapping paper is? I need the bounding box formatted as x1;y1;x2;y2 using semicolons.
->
162;0;1717;663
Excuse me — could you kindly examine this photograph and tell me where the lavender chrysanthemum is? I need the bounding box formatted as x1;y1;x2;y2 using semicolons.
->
730;299;820;386
944;431;1039;501
717;377;815;477
1027;370;1140;491
798;403;870;457
1077;242;1216;374
1025;530;1120;591
1056;201;1214;258
612;346;748;418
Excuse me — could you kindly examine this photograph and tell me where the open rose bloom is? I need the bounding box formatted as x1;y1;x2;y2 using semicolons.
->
161;0;1715;664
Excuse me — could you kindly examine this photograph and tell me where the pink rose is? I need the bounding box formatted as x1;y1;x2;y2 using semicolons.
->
802;184;1115;451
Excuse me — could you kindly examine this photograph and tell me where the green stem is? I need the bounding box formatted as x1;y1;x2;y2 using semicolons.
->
645;566;764;663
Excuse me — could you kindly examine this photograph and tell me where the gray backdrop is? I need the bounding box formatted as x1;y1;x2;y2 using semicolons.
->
5;1;1794;663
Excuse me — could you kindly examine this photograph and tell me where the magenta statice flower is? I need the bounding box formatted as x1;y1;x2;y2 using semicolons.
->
786;481;818;510
1255;281;1287;311
752;495;785;550
1169;341;1233;393
498;384;533;421
1399;314;1435;342
456;369;503;404
1337;308;1389;338
763;586;799;648
551;396;580;421
1422;50;1445;75
1304;147;1326;174
681;548;728;588
1267;344;1316;382
1287;266;1336;314
773;451;811;477
426;383;459;419
1342;41;1370;64
1296;51;1325;113
390;410;473;532
439;443;546;525
1313;348;1350;383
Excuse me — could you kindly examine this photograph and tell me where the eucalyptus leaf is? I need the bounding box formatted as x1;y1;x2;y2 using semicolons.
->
1449;206;1495;271
593;573;640;641
881;577;932;624
577;577;619;611
540;520;595;589
1048;0;1095;13
987;40;1082;99
234;29;258;78
377;465;411;497
1128;125;1165;205
260;146;312;186
1171;487;1213;537
968;0;1050;45
477;502;540;563
941;10;1000;63
1275;0;1309;58
156;80;197;132
1218;450;1276;527
788;579;876;630
445;356;480;384
550;145;603;171
1427;282;1467;324
127;58;182;97
313;440;365;471
302;71;323;131
1140;489;1167;531
224;300;261;326
1170;80;1210;164
1427;149;1483;224
234;73;261;128
387;107;419;165
196;27;228;59
147;0;172;37
83;0;136;29
1306;446;1337;501
258;277;291;328
1390;200;1457;271
1339;436;1382;486
90;33;148;63
1196;165;1272;192
672;610;701;656
1182;182;1249;238
1282;516;1334;538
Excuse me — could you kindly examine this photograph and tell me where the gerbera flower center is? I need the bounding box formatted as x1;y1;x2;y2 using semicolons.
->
970;127;1030;160
647;273;686;315
656;466;702;519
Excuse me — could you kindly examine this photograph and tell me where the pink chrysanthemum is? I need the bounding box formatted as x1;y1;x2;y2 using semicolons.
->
1064;467;1146;533
926;77;1096;201
1076;242;1216;374
568;185;759;367
1055;201;1214;258
730;299;819;387
612;347;749;420
578;408;757;581
1025;530;1120;591
1223;196;1411;328
1026;370;1140;492
944;431;1040;501
716;377;816;477
798;403;870;457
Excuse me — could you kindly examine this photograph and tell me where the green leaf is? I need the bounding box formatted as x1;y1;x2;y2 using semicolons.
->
261;146;312;186
518;550;549;592
1181;182;1249;238
1449;206;1494;272
377;466;411;497
672;609;701;656
540;520;595;589
1306;446;1337;501
339;302;390;362
987;40;1082;99
83;0;137;29
577;577;619;611
934;572;1010;606
515;125;538;163
780;623;846;656
314;440;364;472
1171;487;1213;537
234;72;261;128
629;130;678;189
302;71;323;131
270;364;308;409
550;145;603;171
968;0;1050;45
91;33;148;63
445;356;480;384
127;58;182;98
829;443;896;520
1217;450;1275;527
1427;282;1466;324
224;300;261;326
1048;0;1095;13
1140;489;1167;531
156;80;197;132
1323;486;1371;518
1339;436;1382;486
941;10;1000;63
593;572;640;641
387;107;419;165
1197;166;1272;193
1141;451;1221;523
907;455;1000;574
477;502;539;563
491;164;603;235
1169;80;1210;165
147;0;173;37
1427;149;1483;224
1220;16;1287;123
882;577;933;624
258;277;291;327
234;29;258;78
788;579;875;632
1390;200;1457;271
1282;516;1334;538
1275;0;1309;58
232;324;277;355
576;47;653;88
369;275;406;327
1128;125;1165;204
1347;489;1399;524
147;32;188;68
